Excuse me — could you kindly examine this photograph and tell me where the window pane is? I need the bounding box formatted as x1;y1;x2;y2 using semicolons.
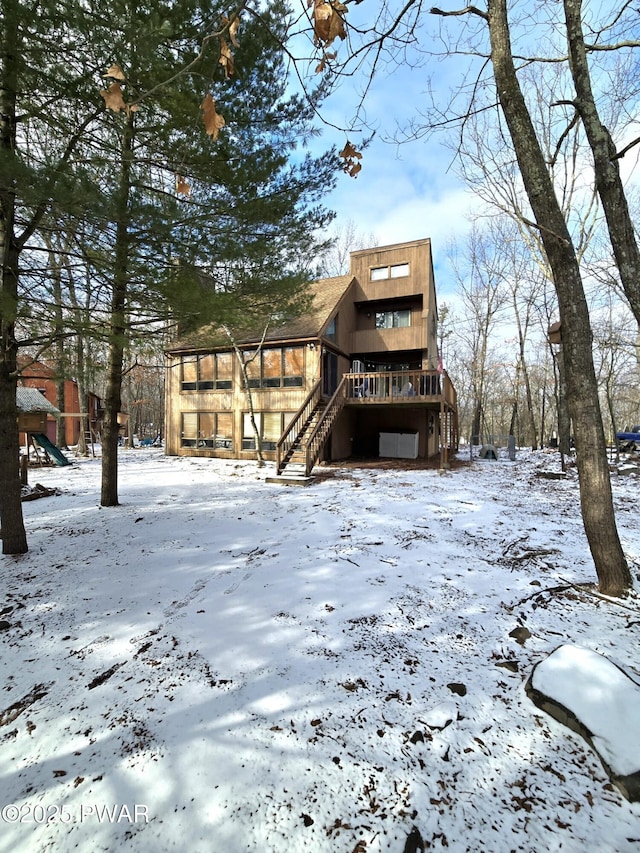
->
283;347;304;376
263;412;281;442
375;312;392;329
181;413;197;447
262;412;281;450
182;413;197;437
244;351;260;380
215;412;233;449
242;412;258;450
370;266;388;281
199;413;215;444
243;412;257;435
394;310;411;327
283;376;303;387
263;348;281;378
325;318;336;341
390;263;409;278
182;357;197;388
199;354;214;382
216;352;232;380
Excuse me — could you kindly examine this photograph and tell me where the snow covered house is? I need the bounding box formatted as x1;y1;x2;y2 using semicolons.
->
164;238;458;475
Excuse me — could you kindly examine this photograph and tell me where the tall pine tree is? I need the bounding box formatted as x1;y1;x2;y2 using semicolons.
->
1;0;338;548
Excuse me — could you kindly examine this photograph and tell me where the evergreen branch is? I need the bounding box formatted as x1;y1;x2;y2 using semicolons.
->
16;107;103;251
131;2;248;106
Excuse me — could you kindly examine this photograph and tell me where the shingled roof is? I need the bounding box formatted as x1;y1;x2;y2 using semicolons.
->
16;387;60;415
167;275;354;353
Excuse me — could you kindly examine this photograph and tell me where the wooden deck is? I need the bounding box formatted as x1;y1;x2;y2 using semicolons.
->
343;369;456;409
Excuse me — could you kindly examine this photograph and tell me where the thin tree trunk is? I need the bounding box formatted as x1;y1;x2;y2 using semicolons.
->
513;301;538;448
487;0;631;595
226;330;265;467
471;398;483;444
555;345;572;460
44;237;68;447
65;249;88;455
76;376;88;457
101;113;135;506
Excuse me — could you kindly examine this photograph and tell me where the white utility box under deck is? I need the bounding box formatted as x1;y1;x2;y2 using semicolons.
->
379;432;419;459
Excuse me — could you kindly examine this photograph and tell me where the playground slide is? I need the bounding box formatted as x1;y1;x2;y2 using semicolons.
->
33;433;72;466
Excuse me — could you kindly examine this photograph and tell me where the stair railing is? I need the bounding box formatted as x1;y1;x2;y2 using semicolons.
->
303;376;347;476
276;379;322;475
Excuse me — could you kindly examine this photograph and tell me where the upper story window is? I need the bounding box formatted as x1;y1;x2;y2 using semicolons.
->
370;262;410;281
245;346;304;389
325;317;336;342
375;309;411;329
390;263;410;278
181;353;233;391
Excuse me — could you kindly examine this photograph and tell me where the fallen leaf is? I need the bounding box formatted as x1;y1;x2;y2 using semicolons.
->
509;625;532;645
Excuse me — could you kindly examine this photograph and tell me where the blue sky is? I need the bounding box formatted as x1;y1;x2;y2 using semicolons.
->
293;5;480;296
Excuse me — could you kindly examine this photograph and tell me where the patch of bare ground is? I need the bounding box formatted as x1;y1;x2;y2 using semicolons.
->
315;456;470;480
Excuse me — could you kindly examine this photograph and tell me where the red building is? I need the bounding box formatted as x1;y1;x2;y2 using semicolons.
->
18;360;102;447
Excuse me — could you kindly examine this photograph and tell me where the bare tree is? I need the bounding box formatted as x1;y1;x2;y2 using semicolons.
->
449;225;509;444
475;0;631;594
305;0;633;592
563;0;640;327
318;220;378;277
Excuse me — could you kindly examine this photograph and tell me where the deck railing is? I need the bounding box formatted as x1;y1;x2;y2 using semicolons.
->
275;369;458;476
345;369;455;405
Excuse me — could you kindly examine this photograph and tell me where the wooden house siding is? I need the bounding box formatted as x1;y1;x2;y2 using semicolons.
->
165;239;457;466
165;344;321;458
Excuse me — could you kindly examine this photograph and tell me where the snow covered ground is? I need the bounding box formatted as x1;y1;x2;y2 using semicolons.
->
1;447;640;853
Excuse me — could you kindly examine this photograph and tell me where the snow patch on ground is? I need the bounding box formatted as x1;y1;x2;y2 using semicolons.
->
1;448;639;851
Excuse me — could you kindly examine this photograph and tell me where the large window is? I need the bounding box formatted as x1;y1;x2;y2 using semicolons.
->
181;353;233;391
245;347;304;389
375;309;411;329
242;412;294;451
370;262;410;281
181;412;233;449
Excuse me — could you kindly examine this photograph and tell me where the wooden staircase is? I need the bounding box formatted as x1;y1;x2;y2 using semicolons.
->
275;377;347;477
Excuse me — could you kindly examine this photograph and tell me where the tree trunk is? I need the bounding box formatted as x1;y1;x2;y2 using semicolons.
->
488;0;631;595
101;113;134;507
471;398;483;444
225;327;266;467
555;345;572;460
564;0;640;328
65;249;88;456
0;0;27;554
0;311;27;554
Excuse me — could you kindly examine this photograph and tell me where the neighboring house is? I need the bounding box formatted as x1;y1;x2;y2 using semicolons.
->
16;386;61;435
164;238;458;475
18;360;103;446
